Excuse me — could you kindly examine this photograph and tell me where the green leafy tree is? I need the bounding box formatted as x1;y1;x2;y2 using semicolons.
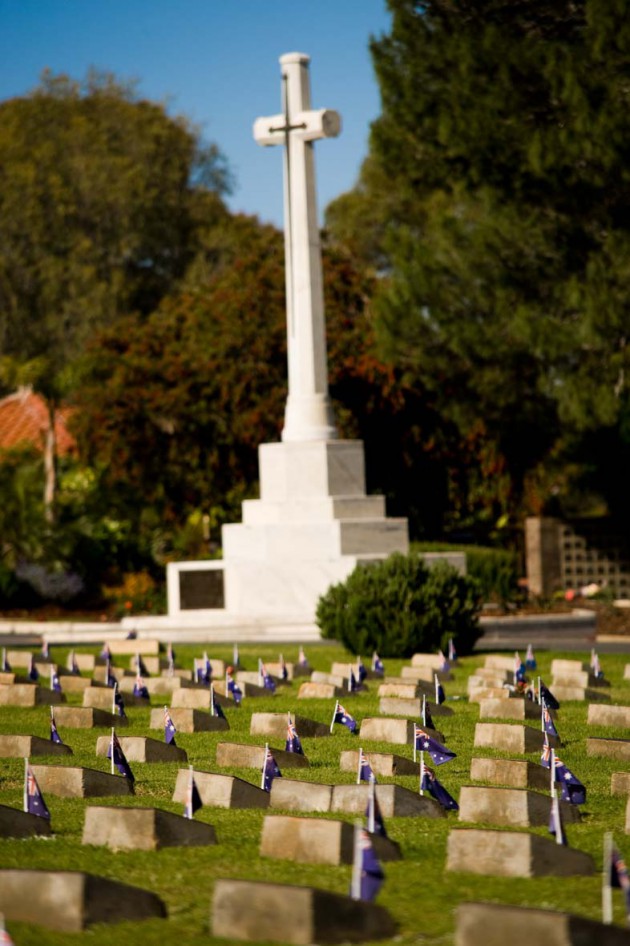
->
0;70;230;518
327;0;630;530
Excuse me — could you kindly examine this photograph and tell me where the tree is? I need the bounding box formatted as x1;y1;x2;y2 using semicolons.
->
326;0;630;530
0;70;230;518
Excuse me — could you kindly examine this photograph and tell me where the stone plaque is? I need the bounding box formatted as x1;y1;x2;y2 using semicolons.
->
179;568;224;610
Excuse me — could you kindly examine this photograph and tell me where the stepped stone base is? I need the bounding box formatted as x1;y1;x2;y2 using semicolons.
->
447;828;594;876
0;870;166;931
0;804;53;838
260;815;401;865
83;805;217;850
458;785;580;828
456;902;630;946
212;878;397;944
172;769;269;809
0;734;72;758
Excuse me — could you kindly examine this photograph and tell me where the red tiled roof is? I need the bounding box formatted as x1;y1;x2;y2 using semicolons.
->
0;387;76;455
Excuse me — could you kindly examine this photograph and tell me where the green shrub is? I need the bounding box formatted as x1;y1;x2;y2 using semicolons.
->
411;541;520;605
316;552;483;657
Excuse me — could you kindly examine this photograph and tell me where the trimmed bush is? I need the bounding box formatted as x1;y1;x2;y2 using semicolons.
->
316;552;483;657
412;542;520;606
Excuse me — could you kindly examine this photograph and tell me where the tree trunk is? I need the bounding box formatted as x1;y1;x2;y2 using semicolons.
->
44;401;57;524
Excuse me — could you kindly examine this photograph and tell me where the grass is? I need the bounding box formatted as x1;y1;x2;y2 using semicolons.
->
1;641;630;944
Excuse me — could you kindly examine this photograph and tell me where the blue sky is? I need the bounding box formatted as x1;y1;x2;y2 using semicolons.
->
0;0;391;229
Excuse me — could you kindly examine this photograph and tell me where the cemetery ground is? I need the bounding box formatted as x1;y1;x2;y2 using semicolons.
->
1;643;630;944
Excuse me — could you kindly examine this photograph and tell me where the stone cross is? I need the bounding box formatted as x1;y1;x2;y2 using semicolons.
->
254;53;340;443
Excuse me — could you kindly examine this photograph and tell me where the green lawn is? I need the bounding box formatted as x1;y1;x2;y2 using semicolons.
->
1;642;629;945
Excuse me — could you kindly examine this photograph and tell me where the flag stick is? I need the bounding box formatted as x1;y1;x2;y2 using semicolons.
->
537;675;541;704
541;696;545;732
434;674;439;703
348;664;352;693
112;682;117;716
422;694;427;726
550;747;556;799
419;751;425;796
110;728;115;775
261;742;269;790
258;658;264;688
603;832;613;924
233;642;239;668
330;700;338;733
23;756;28;812
350;822;362;901
50;664;54;691
368;775;376;833
357;748;363;785
210;685;215;716
552;793;563;846
413;730;417;764
186;764;194;820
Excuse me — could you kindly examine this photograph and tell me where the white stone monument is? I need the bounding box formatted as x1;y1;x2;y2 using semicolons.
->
128;53;409;637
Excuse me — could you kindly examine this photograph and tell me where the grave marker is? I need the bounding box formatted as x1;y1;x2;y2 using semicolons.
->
586;736;630;761
28;764;134;798
52;707;128;729
0;804;53;838
447;827;594;876
172;768;269;809
339;749;419;777
82;805;217;850
0;734;72;759
458;785;580;827
378;697;453;718
150;707;229;733
251;713;330;738
360;717;444;745
478;699;548;721
298;681;346;699
588;704;630;728
456;902;629;946
270;778;333;812
95;735;188;763
474;722;557;753
331;782;445;818
0;684;64;707
260;814;400;865
216;742;310;770
469;757;552;791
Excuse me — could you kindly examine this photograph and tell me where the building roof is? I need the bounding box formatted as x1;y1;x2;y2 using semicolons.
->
0;387;76;455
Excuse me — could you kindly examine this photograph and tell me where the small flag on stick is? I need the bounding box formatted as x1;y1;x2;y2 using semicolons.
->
24;758;50;820
184;765;202;819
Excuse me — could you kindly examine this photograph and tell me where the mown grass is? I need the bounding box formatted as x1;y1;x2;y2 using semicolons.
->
1;642;630;945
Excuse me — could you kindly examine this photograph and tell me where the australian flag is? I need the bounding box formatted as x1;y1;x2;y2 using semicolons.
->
298;646;309;669
448;638;457;663
549;794;567;845
280;655;288;681
555;758;586;805
514;651;527;683
69;650;79;675
421;765;459;811
542;702;559;739
210;687;226;719
28;656;39;682
356;830;384;902
26;763;50;819
107;732;135;783
1;648;11;672
135;654;149;677
333;701;357;734
415;726;456;766
434;675;445;705
349;667;363;693
262;746;282;792
357;658;368;684
371;651;384;676
422;696;434;730
164;708;177;745
184;770;202;819
167;642;176;665
113;685;126;718
539;679;560;710
526;644;537;670
50;712;63;745
439;650;450;673
133;673;149;699
365;788;387;837
358;749;376;783
105;660;117;688
196;654;212;685
100;642;111;661
41;640;49;659
51;669;62;693
610;845;630;921
541;734;552;768
285;718;303;754
260;660;276;693
226;671;242;706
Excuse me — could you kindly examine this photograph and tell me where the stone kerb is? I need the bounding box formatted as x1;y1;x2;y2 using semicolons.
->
173;768;270;809
250;713;330;738
298;682;346;699
339;749;419;777
215;742;310;770
0;684;65;707
587;737;630;761
150;707;229;733
447;828;594;877
0;734;73;759
588;704;630;728
379;697;454;718
83;805;217;850
469;757;552;791
474;722;557;753
331;783;445;819
30;764;134;798
95;735;188;763
458;785;580;828
212;878;397;944
478;699;548;722
360;717;444;745
260;814;401;865
270;778;333;812
0;804;53;838
0;869;166;931
49;707;127;729
456;901;630;946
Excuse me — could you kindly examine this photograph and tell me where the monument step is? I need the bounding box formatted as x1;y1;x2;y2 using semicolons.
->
241;495;386;525
222;518;409;562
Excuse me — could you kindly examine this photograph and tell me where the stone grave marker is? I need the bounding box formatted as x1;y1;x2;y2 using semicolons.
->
553;671;608;688
550;685;610;702
260;814;401;865
330;662;378;681
588;704;630;728
83;805;217;850
0;869;166;931
0;672;15;685
467;675;511;693
0;684;64;707
251;713;330;738
171;687;231;710
0;734;72;759
238;670;284;688
270;778;333;812
212;878;396;944
339;748;419;777
106;639;160;656
400;666;452;683
447;827;594;877
69;654;102;672
458;785;580;827
6;650;51;668
214;679;269;699
625;796;630;832
83;686;148;710
173;768;269;809
130;655;169;674
332;782;445;818
378;697;453;718
53;707;128;729
360;717;444;745
612;773;630;795
92;666;133;685
377;681;433;699
473;667;513;682
468;686;518;703
456;901;630;946
587;736;630;761
0;804;53;838
410;653;446;669
299;682;347;699
624;663;630;681
266;660;309;681
95;735;188;763
474;722;557;753
310;670;346;687
144;676;197;696
57;675;94;693
216;741;309;770
30;764;134;798
478;698;548;721
551;659;589;674
150;707;229;733
469;757;552;791
484;655;517;670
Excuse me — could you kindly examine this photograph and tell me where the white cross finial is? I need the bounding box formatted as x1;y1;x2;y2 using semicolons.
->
254;53;340;442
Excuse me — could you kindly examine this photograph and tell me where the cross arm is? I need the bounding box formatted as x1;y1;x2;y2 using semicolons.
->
253;108;342;147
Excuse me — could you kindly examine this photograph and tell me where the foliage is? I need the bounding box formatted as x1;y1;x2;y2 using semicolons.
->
316;552;483;656
102;570;165;619
411;541;521;605
326;0;630;528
